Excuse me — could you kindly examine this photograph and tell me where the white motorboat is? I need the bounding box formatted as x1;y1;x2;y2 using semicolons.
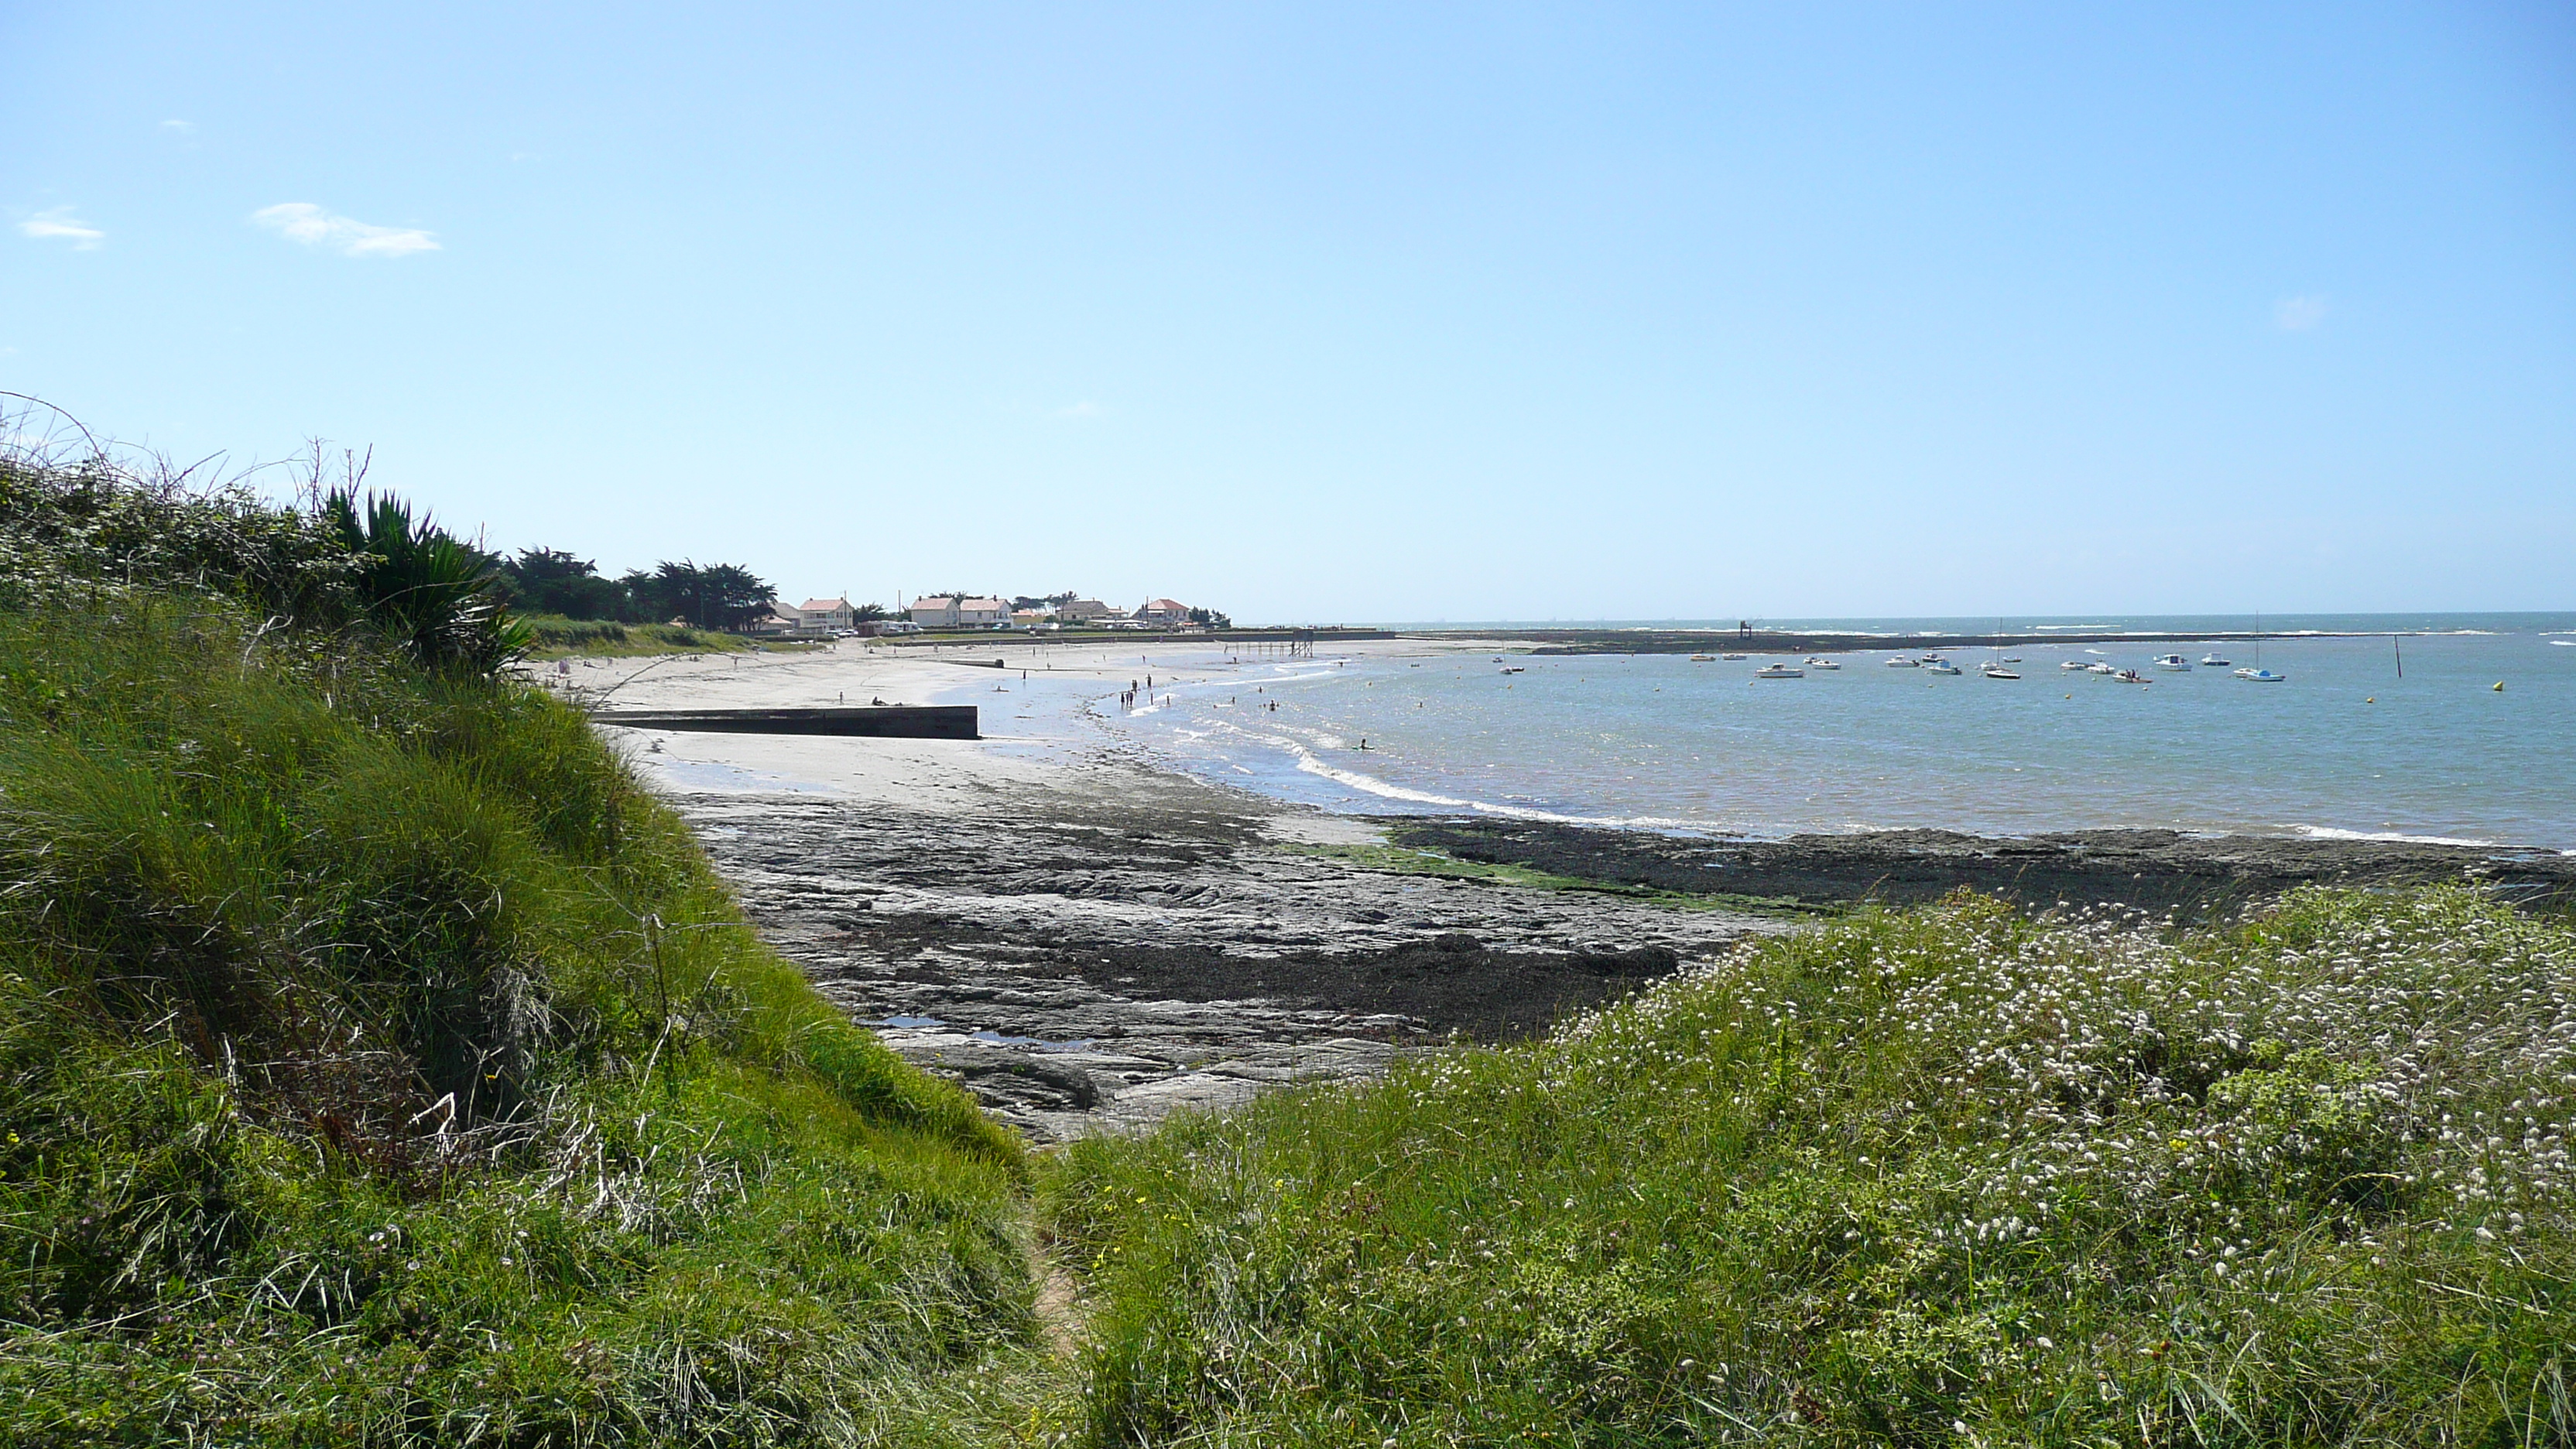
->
2059;659;2091;671
1499;666;1526;674
1885;656;1920;668
2153;654;2191;670
2114;668;2153;684
1923;659;1962;676
1804;656;1841;670
2200;653;2231;667
1722;653;1747;660
2087;661;2117;674
1690;654;1715;662
1754;663;1804;679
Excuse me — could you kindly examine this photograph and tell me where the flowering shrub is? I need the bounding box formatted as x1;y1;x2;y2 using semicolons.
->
1053;888;2574;1444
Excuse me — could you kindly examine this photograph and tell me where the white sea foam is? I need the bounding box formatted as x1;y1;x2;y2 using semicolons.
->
2289;824;2499;848
1252;728;1711;831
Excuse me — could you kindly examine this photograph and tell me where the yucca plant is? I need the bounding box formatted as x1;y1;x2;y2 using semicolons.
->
324;488;531;672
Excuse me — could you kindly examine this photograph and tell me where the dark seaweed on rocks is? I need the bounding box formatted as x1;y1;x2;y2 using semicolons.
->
1053;937;1680;1042
1387;818;2576;916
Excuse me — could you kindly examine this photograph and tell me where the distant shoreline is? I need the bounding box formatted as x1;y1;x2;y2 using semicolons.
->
869;625;2426;656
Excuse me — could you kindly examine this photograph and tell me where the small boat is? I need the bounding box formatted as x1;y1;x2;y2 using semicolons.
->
1885;656;1920;668
1923;659;1962;676
2201;653;2231;667
1722;653;1747;661
2153;654;2191;670
2233;615;2283;681
2087;662;2117;675
1499;666;1526;675
1982;664;2021;680
2000;656;2023;663
2059;659;2090;671
1804;656;1841;670
1690;653;1715;662
2113;669;2153;684
1753;663;1804;679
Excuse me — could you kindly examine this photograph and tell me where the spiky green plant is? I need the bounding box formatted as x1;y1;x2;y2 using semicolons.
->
324;488;532;672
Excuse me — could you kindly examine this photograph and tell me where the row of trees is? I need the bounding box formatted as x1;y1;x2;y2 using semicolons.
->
493;549;779;631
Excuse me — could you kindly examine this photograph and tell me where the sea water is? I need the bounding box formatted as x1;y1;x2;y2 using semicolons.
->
1084;614;2576;850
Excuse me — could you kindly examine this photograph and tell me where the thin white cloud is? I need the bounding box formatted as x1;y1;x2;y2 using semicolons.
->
1054;401;1101;419
251;202;439;258
160;118;194;134
19;207;103;248
2275;294;2328;331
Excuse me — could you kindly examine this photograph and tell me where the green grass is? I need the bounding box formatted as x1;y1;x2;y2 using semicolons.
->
1283;840;1826;916
519;615;772;659
0;598;1033;1446
1048;889;2575;1446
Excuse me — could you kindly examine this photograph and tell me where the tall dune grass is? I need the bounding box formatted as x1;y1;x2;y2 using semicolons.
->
0;598;1029;1445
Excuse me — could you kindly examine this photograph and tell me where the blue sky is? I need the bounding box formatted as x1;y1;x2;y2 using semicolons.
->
5;3;2570;622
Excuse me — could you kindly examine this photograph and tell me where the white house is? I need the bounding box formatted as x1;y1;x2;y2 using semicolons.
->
909;595;1010;628
1136;598;1190;626
1057;598;1117;623
797;597;857;632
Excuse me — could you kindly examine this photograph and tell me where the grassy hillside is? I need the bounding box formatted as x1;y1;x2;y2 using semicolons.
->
1050;890;2574;1445
520;615;771;659
0;599;1033;1445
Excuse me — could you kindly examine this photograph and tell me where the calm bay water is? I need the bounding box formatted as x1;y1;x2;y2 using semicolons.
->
1092;615;2576;849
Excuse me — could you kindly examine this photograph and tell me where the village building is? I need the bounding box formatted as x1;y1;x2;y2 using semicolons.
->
908;594;1011;629
747;604;805;637
797;597;857;632
1136;598;1191;626
1057;598;1117;623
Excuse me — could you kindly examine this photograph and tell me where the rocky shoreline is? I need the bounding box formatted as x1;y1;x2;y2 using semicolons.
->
665;750;2572;1142
1388;817;2576;917
674;764;1774;1141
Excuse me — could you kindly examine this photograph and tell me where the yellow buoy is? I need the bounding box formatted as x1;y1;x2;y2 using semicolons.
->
2494;681;2505;691
2365;697;2375;704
